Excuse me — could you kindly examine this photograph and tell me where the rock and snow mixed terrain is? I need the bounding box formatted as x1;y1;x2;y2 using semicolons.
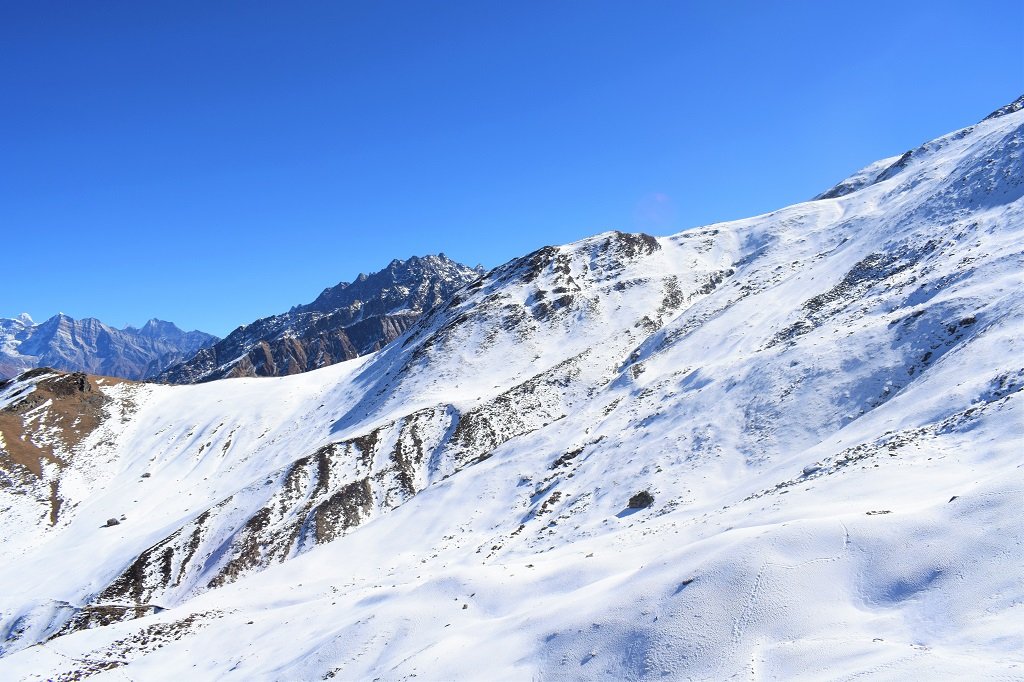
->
157;254;484;384
0;315;217;381
0;97;1022;680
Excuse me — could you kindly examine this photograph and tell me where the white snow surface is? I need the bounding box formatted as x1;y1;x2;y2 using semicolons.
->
0;105;1022;680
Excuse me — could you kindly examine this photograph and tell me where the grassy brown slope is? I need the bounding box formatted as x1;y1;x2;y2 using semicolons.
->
0;368;132;524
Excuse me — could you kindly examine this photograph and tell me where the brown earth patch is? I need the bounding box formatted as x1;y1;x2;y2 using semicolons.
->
0;369;133;524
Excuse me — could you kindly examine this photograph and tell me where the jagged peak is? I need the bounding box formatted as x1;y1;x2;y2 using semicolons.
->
162;252;483;383
137;318;183;333
302;254;478;308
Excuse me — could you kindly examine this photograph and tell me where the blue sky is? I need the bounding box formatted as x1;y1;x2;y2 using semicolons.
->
2;1;1022;336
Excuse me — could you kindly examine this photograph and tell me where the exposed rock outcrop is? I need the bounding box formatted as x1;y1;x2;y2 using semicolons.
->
158;254;483;383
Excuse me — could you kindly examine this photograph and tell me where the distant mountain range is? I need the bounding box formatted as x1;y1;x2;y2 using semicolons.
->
157;253;484;383
2;254;483;384
0;314;217;380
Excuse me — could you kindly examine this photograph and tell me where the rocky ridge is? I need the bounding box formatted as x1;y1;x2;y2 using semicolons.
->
157;254;483;383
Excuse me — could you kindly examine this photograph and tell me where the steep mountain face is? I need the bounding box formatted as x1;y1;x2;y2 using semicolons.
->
0;99;1022;680
0;315;36;379
157;254;483;383
0;314;217;381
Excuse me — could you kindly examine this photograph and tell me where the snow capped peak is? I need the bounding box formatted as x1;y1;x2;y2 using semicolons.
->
0;312;217;380
813;94;1024;202
813;154;905;200
983;92;1024;121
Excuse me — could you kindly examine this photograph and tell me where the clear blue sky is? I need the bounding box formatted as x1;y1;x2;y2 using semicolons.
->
2;1;1021;336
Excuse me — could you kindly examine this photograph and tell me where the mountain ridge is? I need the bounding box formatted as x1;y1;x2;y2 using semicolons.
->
0;95;1021;679
0;313;217;381
157;253;483;383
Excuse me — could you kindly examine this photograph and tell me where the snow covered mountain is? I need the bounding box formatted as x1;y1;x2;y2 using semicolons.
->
0;96;1022;680
157;254;484;383
0;314;217;381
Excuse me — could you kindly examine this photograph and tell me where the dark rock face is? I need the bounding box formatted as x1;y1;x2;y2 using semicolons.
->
158;254;483;384
627;491;654;509
0;314;217;381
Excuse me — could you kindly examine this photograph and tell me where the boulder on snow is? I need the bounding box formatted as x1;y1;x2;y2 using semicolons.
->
627;491;654;509
103;518;120;527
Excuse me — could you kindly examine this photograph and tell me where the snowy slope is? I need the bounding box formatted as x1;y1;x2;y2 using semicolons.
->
0;98;1022;680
